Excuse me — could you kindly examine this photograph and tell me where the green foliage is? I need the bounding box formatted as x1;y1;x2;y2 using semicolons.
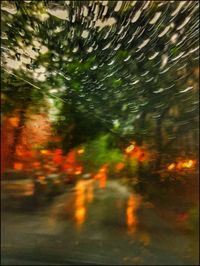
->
127;158;138;175
79;134;124;172
1;69;47;116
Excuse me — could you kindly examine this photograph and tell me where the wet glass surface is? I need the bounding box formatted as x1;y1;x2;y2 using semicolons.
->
1;179;199;265
1;1;199;265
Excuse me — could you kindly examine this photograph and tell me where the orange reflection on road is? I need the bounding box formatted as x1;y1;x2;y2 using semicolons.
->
74;180;94;228
94;165;108;189
138;232;151;246
126;194;141;234
86;182;94;203
75;181;86;227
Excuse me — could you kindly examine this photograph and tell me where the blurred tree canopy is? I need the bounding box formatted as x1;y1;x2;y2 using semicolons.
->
1;0;199;170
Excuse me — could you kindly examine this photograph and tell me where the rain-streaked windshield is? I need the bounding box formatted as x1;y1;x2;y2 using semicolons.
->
1;1;199;265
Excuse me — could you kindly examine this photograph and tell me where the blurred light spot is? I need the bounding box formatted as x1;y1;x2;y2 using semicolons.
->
168;163;176;170
40;149;48;155
1;2;17;14
75;166;83;175
115;162;125;172
160;54;168;69
81;30;89;39
177;16;191;30
148;52;159;60
77;148;85;154
171;1;186;17
5;58;22;70
82;6;88;17
158;25;171;37
9;117;20;127
149;12;162;24
102;42;112;50
114;1;123;12
48;7;69;20
125;144;135;154
137;38;150;50
124;55;131;62
181;160;196;169
131;1;137;7
14;162;23;170
114;43;121;50
40;45;49;54
180;86;193;93
38;175;46;181
95;17;116;29
171;33;179;44
153;88;164;94
131;10;142;23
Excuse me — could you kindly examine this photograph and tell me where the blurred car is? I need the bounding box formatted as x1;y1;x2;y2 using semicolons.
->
34;172;66;197
1;170;35;198
33;172;50;197
61;173;76;184
46;174;65;195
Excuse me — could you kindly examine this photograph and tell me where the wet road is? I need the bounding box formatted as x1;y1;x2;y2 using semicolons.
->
1;179;198;265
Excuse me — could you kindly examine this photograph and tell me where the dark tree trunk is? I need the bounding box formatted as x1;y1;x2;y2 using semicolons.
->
136;112;147;178
155;118;162;171
154;105;171;171
10;108;27;168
